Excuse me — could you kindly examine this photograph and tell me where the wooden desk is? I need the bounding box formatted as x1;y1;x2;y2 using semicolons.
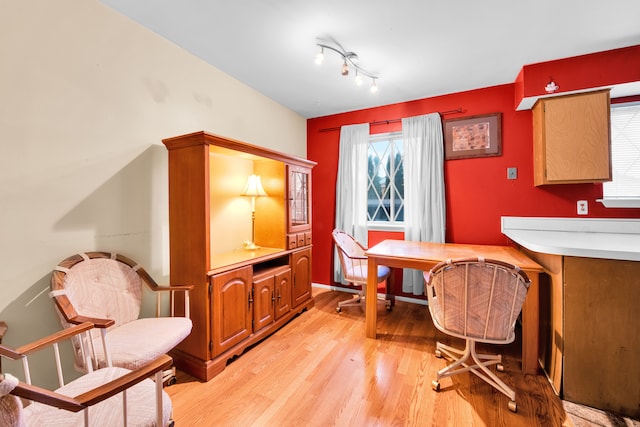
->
365;240;543;374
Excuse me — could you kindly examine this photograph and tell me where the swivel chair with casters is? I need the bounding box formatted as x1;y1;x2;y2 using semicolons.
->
424;257;530;412
332;229;392;313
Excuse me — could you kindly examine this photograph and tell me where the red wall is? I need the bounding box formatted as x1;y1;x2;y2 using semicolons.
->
307;83;640;290
515;45;640;107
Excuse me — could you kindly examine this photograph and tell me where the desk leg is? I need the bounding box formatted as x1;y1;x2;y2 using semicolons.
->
521;271;540;374
365;259;378;338
386;267;396;308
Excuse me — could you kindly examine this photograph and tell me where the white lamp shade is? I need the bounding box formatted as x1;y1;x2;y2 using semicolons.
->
242;174;268;197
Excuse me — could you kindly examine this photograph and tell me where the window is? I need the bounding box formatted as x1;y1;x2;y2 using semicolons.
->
601;102;640;207
367;132;404;225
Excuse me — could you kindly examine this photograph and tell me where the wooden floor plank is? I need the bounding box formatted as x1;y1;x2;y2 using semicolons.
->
167;288;571;426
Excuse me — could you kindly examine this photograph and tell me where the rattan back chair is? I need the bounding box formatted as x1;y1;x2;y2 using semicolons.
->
424;257;530;412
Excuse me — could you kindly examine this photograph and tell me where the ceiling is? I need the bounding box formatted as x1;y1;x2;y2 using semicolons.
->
99;0;640;119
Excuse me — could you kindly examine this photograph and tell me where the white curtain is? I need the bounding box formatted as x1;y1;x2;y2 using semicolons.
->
402;113;446;294
334;123;370;284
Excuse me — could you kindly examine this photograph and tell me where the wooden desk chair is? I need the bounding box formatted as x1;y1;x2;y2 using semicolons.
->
424;257;530;412
332;229;392;313
0;322;173;426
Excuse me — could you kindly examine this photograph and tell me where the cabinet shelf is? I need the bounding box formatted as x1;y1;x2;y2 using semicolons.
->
209;247;287;274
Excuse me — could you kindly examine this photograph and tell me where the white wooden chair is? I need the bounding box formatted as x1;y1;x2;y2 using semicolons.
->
424;257;530;412
332;229;392;313
49;252;193;383
0;322;173;426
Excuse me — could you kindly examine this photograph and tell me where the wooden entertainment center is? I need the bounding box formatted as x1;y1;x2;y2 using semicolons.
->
162;131;315;381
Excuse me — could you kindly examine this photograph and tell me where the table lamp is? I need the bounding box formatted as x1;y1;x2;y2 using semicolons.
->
241;174;268;250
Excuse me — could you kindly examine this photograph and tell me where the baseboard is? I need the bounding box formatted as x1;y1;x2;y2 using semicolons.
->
312;282;427;306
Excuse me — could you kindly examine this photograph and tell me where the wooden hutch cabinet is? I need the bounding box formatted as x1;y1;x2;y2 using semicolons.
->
162;131;315;381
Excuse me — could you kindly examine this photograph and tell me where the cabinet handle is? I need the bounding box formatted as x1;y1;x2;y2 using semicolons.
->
248;290;254;308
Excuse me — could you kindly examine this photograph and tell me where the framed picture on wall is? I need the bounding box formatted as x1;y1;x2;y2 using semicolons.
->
444;113;502;160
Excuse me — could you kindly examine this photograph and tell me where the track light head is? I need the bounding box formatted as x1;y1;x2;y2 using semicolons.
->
315;47;324;65
370;78;378;93
355;71;363;86
341;61;349;76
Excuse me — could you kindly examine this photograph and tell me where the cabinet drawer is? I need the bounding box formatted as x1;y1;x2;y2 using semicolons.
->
287;232;311;249
287;234;297;249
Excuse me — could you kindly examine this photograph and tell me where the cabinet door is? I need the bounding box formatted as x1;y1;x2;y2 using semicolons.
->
533;90;611;185
274;268;292;320
563;257;640;417
291;247;312;308
211;266;252;356
253;273;275;332
287;165;312;234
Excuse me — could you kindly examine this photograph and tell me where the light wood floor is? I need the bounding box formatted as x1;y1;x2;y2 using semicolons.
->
166;288;570;426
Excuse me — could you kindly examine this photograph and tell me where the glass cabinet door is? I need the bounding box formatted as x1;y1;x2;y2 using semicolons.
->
288;165;311;232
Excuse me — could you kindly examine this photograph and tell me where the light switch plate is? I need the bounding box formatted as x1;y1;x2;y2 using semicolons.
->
507;167;517;180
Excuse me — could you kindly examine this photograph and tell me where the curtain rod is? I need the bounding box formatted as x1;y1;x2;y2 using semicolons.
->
318;108;463;133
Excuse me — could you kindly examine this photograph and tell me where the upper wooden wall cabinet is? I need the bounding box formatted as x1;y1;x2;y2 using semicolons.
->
162;131;316;381
532;90;612;186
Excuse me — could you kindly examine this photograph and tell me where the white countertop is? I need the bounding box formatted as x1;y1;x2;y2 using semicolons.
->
501;217;640;261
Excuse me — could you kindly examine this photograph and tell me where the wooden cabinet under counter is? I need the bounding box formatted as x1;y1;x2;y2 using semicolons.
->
522;251;640;419
502;217;640;418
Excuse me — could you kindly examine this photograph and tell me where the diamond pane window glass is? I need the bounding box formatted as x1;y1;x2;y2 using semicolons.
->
367;133;404;224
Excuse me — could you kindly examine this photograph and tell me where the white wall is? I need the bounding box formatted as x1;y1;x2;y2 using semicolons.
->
0;0;306;383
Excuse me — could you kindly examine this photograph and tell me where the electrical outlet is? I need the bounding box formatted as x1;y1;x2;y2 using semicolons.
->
577;200;588;215
507;167;517;180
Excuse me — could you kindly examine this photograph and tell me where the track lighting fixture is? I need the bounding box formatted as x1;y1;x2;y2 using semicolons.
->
315;37;380;93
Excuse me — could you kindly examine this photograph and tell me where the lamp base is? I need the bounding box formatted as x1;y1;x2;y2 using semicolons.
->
243;241;261;251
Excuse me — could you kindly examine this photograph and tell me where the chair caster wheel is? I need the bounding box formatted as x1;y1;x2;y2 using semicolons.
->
431;380;440;391
508;401;517;412
435;349;443;358
336;307;341;313
163;375;177;386
496;363;505;372
385;304;392;311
